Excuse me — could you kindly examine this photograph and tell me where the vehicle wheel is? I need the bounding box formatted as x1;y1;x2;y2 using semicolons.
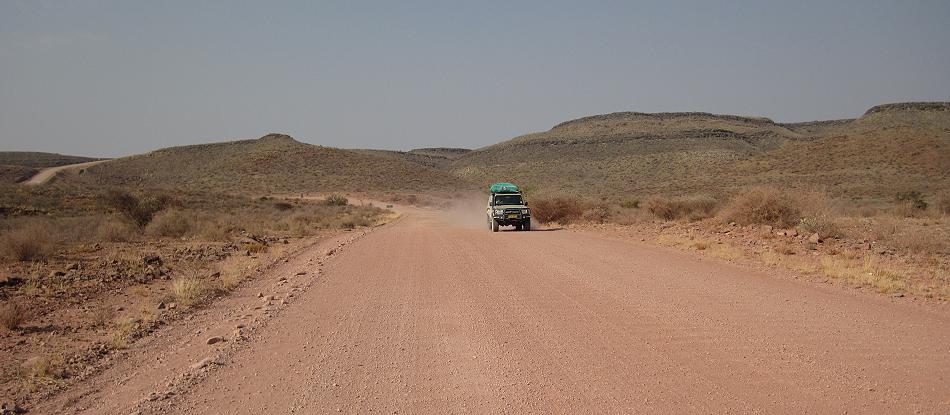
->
491;220;499;232
523;221;531;231
487;216;493;230
515;223;523;231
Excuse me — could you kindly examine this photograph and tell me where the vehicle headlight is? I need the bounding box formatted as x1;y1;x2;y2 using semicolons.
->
493;209;503;215
522;209;530;215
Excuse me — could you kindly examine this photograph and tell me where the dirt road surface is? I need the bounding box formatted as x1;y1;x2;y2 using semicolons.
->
21;160;106;185
38;206;950;414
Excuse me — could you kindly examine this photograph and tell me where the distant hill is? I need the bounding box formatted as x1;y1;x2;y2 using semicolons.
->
0;151;102;185
0;151;102;168
0;165;39;185
448;103;950;201
18;102;948;203
67;134;468;193
354;147;471;170
450;112;806;195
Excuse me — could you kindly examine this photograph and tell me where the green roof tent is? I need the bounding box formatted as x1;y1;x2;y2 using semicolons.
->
489;182;519;194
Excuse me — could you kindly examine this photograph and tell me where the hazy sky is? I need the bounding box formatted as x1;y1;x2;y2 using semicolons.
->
1;1;949;157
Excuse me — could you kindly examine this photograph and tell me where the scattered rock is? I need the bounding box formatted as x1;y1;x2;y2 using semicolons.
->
49;270;66;278
257;292;264;298
0;275;24;287
786;228;798;237
190;357;213;370
167;302;178;310
1;401;24;414
66;263;80;271
206;336;225;345
808;233;823;244
143;255;162;265
208;271;221;279
295;271;307;276
157;301;166;310
892;292;905;298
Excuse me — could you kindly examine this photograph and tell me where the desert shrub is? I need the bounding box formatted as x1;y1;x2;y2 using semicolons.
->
274;201;294;211
323;194;348;206
532;197;584;224
893;202;926;218
719;187;800;227
146;210;193;238
582;205;611;224
103;190;172;228
0;301;26;330
95;217;137;242
619;198;640;209
645;195;718;221
196;218;231;241
0;221;56;261
895;191;928;210
797;191;842;238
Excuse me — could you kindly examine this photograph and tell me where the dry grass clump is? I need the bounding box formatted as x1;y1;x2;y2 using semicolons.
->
821;256;908;294
108;316;139;349
719;187;800;227
0;301;27;330
323;194;348;206
171;277;205;307
645;195;718;221
0;221;56;261
934;191;950;216
95;217;137;242
532;197;584;224
581;204;611;224
23;354;65;382
146;210;193;238
797;191;842;238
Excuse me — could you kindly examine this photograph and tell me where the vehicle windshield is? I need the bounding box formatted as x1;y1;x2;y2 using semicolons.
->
494;194;524;205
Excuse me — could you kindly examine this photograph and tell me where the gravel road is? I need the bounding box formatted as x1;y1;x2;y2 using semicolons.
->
39;206;950;414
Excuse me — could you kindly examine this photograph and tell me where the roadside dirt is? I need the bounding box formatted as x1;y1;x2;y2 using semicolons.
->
21;160;107;186
30;205;950;414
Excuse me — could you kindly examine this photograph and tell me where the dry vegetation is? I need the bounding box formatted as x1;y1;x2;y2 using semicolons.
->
547;185;948;299
0;187;391;405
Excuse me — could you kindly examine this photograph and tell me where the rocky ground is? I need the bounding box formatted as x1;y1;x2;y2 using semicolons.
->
0;228;364;412
580;217;950;301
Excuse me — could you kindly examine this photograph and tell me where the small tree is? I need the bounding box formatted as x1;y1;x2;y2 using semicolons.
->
103;190;172;228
